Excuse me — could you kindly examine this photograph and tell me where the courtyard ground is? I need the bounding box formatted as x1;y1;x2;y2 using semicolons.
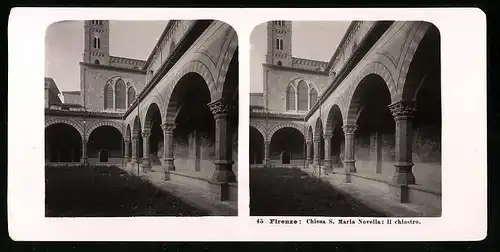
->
45;165;208;217
250;167;386;217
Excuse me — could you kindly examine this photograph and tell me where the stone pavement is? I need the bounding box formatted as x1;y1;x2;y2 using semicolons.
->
303;167;441;217
119;165;237;216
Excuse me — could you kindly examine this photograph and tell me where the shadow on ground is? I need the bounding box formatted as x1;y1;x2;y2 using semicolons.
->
250;167;386;217
45;165;208;217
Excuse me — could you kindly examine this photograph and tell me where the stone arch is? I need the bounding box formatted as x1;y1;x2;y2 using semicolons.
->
397;21;435;100
306;126;314;141
142;91;166;124
132;115;141;135
325;103;344;135
45;118;83;139
126;124;132;140
250;122;267;141
268;122;306;141
345;62;396;124
86;120;124;140
166;60;216;104
399;22;440;102
314;117;324;139
142;102;163;132
165;66;213;123
215;28;238;95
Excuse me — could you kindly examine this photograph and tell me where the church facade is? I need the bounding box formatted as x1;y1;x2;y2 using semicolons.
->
250;21;441;215
45;20;239;201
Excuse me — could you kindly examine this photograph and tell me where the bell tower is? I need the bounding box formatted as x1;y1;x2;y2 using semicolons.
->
265;20;292;67
83;20;110;65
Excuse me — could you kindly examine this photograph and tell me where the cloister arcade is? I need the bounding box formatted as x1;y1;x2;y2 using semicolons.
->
250;21;441;208
45;20;239;201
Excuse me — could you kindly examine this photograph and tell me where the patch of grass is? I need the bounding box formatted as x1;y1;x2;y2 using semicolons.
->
250;167;386;217
45;165;208;217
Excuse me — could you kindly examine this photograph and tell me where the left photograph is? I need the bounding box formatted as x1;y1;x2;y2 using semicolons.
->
44;20;239;217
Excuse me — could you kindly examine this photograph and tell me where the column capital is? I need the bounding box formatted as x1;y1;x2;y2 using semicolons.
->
388;101;417;120
313;138;321;144
324;132;333;140
306;139;313;145
124;138;131;144
141;132;151;139
208;99;235;118
161;122;177;133
342;124;358;135
264;140;271;145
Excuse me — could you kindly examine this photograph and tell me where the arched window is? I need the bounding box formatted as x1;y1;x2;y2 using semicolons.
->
286;86;295;111
310;87;318;108
279;39;283;50
297;80;308;111
94;59;100;64
127;86;136;107
277;61;282;66
115;79;126;109
93;37;100;49
170;41;176;55
352;41;358;55
104;84;113;109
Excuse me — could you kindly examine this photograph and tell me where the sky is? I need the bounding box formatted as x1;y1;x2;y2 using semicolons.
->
46;20;350;94
45;20;168;92
250;21;351;93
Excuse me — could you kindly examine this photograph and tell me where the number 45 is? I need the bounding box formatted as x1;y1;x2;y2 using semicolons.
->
256;219;264;224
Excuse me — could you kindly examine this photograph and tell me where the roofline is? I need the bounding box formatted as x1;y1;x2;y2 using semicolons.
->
142;20;175;70
325;21;356;72
306;21;394;121
262;63;329;76
110;55;146;63
79;62;147;74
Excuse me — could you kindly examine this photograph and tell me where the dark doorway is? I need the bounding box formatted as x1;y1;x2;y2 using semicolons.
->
281;151;291;164
99;149;109;162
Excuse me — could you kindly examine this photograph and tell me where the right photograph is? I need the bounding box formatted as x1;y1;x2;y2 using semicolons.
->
249;21;441;217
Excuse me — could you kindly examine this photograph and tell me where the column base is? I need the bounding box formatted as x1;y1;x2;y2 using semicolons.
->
194;159;201;172
343;160;356;173
264;158;270;168
211;160;236;183
322;159;332;175
163;158;176;172
392;163;416;185
81;157;88;166
141;158;151;173
345;173;352;183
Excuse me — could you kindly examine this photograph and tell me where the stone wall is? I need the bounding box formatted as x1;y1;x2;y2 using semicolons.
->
80;64;146;111
263;66;329;113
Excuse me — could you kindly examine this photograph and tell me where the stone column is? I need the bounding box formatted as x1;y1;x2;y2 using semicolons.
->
81;139;88;165
306;140;312;166
370;132;383;174
264;140;270;166
124;138;131;162
323;133;333;174
208;99;236;183
161;122;176;180
141;130;151;172
189;130;201;172
130;133;139;164
313;138;320;166
342;124;358;182
389;101;417;185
